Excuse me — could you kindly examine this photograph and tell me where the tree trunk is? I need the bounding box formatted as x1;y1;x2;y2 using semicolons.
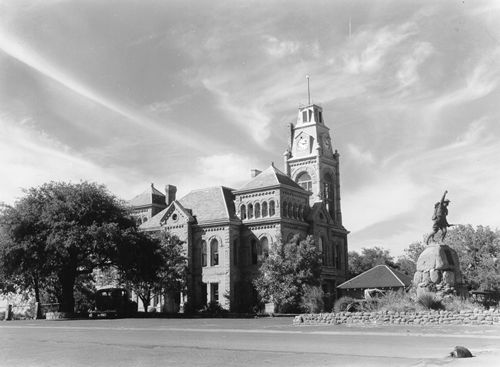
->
32;273;41;304
59;270;76;313
32;274;42;319
139;290;151;313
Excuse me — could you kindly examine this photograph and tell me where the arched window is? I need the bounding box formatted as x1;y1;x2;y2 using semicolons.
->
210;239;219;266
323;172;335;216
248;203;254;219
262;202;268;217
282;201;288;217
255;203;261;218
251;239;258;265
201;240;207;267
260;237;269;259
299;206;304;220
297;172;312;192
269;201;275;216
240;204;247;220
293;204;298;219
288;203;293;218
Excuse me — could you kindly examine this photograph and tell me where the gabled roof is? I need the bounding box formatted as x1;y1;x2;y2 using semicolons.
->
139;186;236;230
178;186;236;223
337;265;412;289
236;164;305;192
139;200;193;230
129;184;165;207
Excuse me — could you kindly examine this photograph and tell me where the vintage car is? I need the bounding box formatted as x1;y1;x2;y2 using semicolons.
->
89;287;138;318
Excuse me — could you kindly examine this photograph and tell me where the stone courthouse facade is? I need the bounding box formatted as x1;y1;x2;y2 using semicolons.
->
129;103;348;312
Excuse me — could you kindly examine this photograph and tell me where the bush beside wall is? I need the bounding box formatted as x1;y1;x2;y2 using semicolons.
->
293;309;500;326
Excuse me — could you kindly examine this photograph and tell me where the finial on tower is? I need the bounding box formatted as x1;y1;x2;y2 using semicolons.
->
306;75;311;105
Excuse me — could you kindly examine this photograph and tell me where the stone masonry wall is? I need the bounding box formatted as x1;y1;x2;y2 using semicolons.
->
293;309;500;326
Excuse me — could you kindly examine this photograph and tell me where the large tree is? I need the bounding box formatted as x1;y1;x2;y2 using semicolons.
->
348;246;395;278
442;225;500;291
119;231;187;312
0;181;138;313
253;235;322;313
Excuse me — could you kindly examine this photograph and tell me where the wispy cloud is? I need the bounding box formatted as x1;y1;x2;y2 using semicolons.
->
264;35;300;58
347;144;375;165
0;30;222;152
342;22;418;75
0;113;137;203
396;42;434;89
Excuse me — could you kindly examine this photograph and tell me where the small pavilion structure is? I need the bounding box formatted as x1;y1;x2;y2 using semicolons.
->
337;265;412;299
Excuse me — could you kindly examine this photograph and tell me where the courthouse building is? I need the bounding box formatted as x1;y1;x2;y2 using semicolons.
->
129;103;349;312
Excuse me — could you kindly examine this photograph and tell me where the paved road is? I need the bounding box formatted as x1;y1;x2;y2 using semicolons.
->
1;318;499;366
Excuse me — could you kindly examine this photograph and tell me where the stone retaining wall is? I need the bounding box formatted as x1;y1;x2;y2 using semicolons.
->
293;309;500;326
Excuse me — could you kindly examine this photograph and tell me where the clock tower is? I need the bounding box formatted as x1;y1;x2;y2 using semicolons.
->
284;104;342;226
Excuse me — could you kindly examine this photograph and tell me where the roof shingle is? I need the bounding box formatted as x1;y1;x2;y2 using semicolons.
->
237;164;304;192
129;184;165;207
337;265;412;289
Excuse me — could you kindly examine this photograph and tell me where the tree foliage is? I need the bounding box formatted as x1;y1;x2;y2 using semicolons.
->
395;241;426;277
253;235;322;313
119;231;187;312
348;246;395;277
0;181;140;313
442;225;500;291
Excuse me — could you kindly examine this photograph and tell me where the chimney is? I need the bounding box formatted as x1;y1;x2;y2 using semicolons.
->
250;169;262;178
165;184;177;205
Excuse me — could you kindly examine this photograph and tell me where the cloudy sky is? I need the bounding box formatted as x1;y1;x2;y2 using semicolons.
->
1;0;499;256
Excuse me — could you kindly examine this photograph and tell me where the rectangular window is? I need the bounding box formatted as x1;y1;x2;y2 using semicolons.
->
211;283;219;303
202;242;207;267
302;111;308;122
319;111;323;123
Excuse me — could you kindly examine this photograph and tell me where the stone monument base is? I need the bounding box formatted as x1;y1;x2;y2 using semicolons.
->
413;242;463;298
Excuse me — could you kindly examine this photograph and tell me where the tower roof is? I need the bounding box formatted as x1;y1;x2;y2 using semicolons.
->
129;183;165;207
337;265;412;289
236;164;305;192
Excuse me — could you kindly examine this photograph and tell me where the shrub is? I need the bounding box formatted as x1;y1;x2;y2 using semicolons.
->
376;290;417;313
417;293;445;310
202;301;227;315
442;296;477;312
334;296;363;313
301;286;324;313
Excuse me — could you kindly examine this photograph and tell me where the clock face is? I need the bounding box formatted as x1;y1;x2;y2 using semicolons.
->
297;136;308;150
